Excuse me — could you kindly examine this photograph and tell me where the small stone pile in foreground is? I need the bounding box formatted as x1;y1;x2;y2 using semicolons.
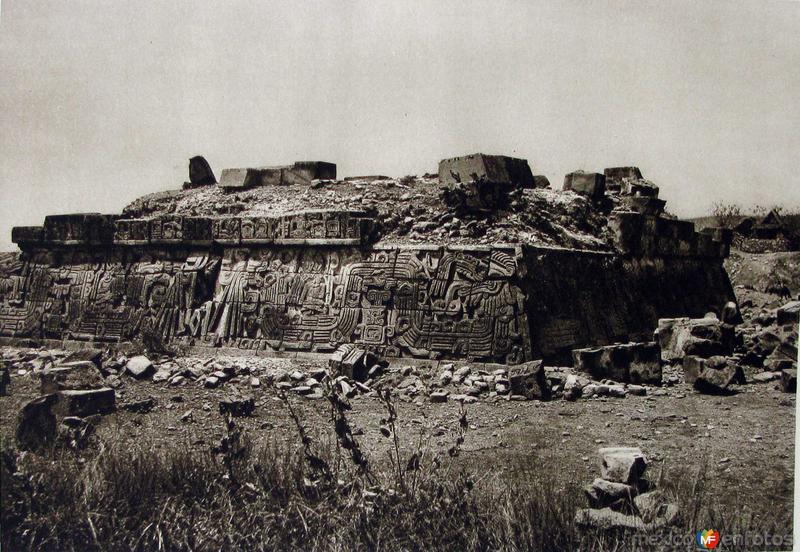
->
575;447;679;531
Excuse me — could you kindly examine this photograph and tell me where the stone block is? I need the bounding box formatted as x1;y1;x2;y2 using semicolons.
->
599;447;647;485
608;212;644;255
219;162;336;189
572;342;661;385
219;396;256;417
620;196;665;216
584;477;638;510
55;388;116;417
621;179;659;198
43;214;118;245
113;219;150;244
329;344;377;382
40;361;104;393
289;161;337;182
438;153;534;188
508;360;550;400
777;301;800;326
563;171;605;200
211;217;241;245
219;168;255;189
604;167;643;192
693;363;740;395
655;317;734;361
11;226;43;247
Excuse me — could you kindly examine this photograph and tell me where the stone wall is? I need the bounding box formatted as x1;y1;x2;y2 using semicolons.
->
0;243;531;364
1;206;735;364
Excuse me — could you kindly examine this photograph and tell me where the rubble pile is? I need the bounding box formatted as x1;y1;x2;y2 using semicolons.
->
575;447;679;531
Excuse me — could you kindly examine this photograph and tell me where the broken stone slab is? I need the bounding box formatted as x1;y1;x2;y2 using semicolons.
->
563;171;606;201
40;361;105;393
54;388;116;417
438;153;534;189
584;478;638;510
329;344;378;382
125;355;154;379
572;342;662;385
574;508;646;531
693;362;742;395
121;397;156;413
219;396;256;417
604;167;643;192
16;394;60;452
751;371;780;383
683;355;744;385
186;155;217;188
62;348;103;367
781;369;797;393
655;317;734;361
599;447;647;485
508;360;550;400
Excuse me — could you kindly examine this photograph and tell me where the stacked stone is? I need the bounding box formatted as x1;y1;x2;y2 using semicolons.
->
575;447;679;530
655;309;746;394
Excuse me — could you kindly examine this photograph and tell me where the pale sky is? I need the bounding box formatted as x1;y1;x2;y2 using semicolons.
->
1;0;798;250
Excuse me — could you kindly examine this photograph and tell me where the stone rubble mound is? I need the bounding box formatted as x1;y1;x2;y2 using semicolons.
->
575;447;679;531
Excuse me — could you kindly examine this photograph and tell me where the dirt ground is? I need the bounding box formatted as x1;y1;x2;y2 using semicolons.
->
1;351;794;516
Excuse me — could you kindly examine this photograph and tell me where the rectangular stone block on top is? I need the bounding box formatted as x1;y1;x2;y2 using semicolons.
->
43;213;118;245
563;171;606;200
113;219;150;245
11;226;43;247
211;217;241;245
219;162;336;189
604;167;643;192
438;153;534;188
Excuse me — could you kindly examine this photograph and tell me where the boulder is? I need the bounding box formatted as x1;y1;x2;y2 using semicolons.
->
781;369;797;393
16;394;59;451
599;447;647;485
187;155;216;187
508;360;550;400
125;356;154;379
40;361;104;393
219;396;256;417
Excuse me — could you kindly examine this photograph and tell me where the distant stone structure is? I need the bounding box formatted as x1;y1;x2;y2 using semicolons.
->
733;209;799;253
0;155;735;364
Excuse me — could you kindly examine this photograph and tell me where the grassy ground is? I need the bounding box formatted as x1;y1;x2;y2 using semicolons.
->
1;374;794;551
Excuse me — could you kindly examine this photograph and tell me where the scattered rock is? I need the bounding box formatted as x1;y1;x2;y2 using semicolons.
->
599;447;647;485
429;389;449;403
219;396;256;417
125;356;154;379
121;397;156;413
508;360;551;400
